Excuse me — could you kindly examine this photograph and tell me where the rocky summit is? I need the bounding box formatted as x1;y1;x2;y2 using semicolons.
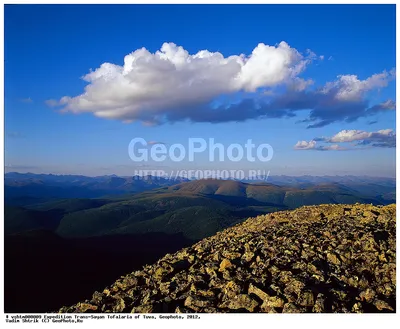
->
59;203;396;313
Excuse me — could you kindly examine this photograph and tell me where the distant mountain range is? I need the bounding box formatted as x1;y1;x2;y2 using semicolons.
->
4;173;189;205
4;172;395;206
5;178;395;239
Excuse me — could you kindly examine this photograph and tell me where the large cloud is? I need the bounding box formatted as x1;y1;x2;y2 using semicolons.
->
48;42;311;123
47;42;395;126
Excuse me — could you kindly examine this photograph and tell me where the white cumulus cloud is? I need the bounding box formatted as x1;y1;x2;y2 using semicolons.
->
328;130;372;143
294;140;317;150
294;140;346;151
327;129;395;143
311;129;396;148
322;69;396;101
48;41;314;123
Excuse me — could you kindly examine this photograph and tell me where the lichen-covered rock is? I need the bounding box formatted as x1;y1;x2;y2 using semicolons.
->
219;294;258;312
261;296;285;309
297;291;314;307
359;288;376;303
59;204;396;313
374;299;394;311
327;252;341;265
75;303;98;312
131;304;154;313
312;293;325;313
282;302;300;313
248;283;269;301
184;296;214;310
219;259;233;272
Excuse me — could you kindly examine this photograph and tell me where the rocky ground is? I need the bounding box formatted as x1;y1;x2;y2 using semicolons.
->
60;203;396;313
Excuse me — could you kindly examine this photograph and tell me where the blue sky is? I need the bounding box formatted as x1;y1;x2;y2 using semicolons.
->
4;4;396;177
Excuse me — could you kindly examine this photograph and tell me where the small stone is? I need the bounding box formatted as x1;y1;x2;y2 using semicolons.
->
374;299;394;311
222;251;241;260
359;288;376;303
91;291;103;305
242;251;254;263
205;267;218;278
352;302;363;313
327;252;341;265
220;294;258;312
312;293;325;313
112;297;125;312
219;258;233;272
282;302;300;313
222;281;241;298
154;265;173;280
284;279;305;295
76;303;98;312
297;290;314;307
262;296;285;309
260;304;278;313
248;283;269;300
131;304;154;313
184;296;213;309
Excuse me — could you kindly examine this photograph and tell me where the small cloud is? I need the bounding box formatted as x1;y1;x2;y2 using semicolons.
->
294;140;346;151
20;97;33;103
367;120;378;125
328;56;334;61
319;55;324;60
294;140;316;150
